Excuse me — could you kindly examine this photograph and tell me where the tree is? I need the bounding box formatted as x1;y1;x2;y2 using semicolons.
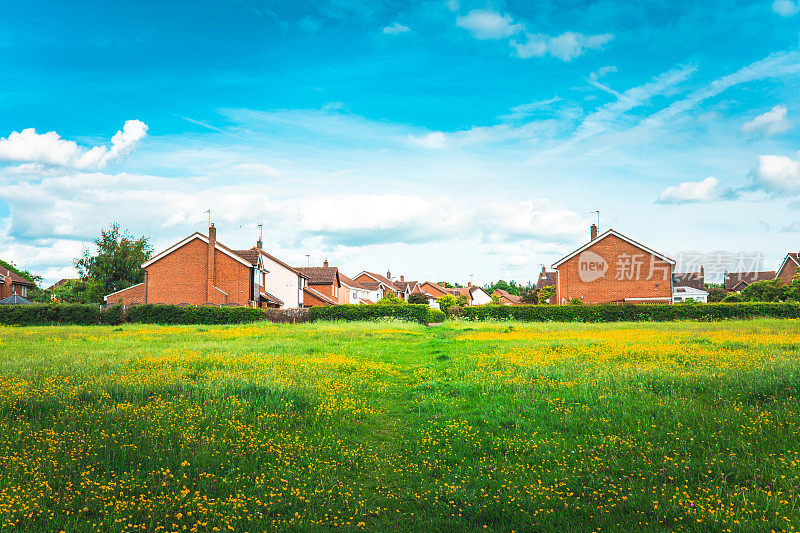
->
407;292;429;305
538;286;556;304
378;294;405;305
519;289;538;304
75;223;153;299
49;279;103;304
437;294;457;313
705;286;727;303
740;280;788;302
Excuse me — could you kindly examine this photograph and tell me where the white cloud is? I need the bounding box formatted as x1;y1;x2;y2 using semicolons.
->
232;163;282;177
456;10;522;40
658;176;724;203
408;131;447;149
740;105;790;137
382;22;410;35
751;154;800;192
511;32;613;61
0;120;147;169
773;0;800;16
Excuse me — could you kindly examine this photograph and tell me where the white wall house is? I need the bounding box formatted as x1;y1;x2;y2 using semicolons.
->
259;250;308;308
672;286;708;303
468;287;493;305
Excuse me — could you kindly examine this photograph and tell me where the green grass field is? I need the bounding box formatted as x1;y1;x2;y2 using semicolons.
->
2;319;800;532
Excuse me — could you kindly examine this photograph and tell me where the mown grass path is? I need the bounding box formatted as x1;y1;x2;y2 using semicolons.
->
1;320;800;531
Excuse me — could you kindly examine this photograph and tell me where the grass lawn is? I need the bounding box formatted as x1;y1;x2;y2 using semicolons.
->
1;319;800;532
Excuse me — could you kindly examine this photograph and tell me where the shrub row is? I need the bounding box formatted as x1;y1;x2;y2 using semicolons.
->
0;303;265;326
427;308;446;323
308;304;431;324
126;304;265;325
460;302;800;322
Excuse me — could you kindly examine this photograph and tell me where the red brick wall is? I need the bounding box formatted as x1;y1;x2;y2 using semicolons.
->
776;260;798;286
105;283;146;305
144;237;251;305
420;283;448;298
557;234;673;304
303;288;333;307
311;282;337;301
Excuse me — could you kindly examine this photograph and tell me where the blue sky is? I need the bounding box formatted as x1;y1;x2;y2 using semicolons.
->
2;0;800;286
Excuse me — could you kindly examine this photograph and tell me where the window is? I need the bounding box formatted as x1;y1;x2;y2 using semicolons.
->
19;285;27;297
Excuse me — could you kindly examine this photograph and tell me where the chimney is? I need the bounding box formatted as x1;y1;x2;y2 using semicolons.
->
590;224;598;241
323;259;329;268
387;270;391;279
256;238;262;251
400;275;404;282
468;281;472;287
699;266;705;286
541;265;546;274
207;224;216;302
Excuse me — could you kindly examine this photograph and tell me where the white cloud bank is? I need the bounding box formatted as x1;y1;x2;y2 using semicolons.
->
773;0;800;16
408;131;447;149
455;9;612;61
741;105;790;137
751;154;800;192
658;177;726;203
0;120;148;169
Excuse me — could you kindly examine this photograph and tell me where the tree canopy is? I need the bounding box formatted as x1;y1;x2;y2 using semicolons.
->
74;223;153;298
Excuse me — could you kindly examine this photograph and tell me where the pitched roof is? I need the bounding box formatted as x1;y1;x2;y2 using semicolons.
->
0;267;35;287
494;289;521;304
296;266;340;285
0;294;31;305
46;278;76;290
672;272;704;290
535;271;558;290
303;286;337;305
356;280;382;291
234;247;308;278
420;281;450;296
357;271;397;290
724;271;777;291
259;291;284;306
339;273;366;289
142;232;253;269
358;298;374;305
777;253;800;278
552;229;675;268
393;280;417;291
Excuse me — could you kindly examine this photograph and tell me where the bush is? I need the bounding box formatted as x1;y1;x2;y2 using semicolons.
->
308;304;429;324
100;304;125;325
460;302;800;322
126;304;265;325
408;292;429;305
427;308;446;323
377;294;405;305
722;293;743;303
0;303;101;325
447;305;463;318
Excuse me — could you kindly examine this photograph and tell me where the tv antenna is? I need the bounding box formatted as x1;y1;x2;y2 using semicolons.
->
257;223;263;241
305;254;310;267
590;210;599;229
204;208;212;226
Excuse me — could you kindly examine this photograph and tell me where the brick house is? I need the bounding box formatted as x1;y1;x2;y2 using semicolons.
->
775;253;800;286
723;270;777;292
339;273;374;304
104;224;267;307
552;225;675;305
419;281;451;299
0;267;34;300
354;271;398;300
535;266;558;304
392;276;421;301
295;261;341;307
234;243;308;308
493;288;520;305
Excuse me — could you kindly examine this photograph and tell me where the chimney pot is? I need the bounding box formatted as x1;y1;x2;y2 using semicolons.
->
387;270;391;279
590;224;598;241
400;275;404;282
323;259;329;268
256;239;262;251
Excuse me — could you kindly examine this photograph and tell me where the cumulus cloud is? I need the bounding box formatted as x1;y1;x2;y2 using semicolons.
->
382;22;410;35
456;10;522;39
232;163;282;177
773;0;800;16
0;120;147;169
740;105;790;137
512;32;614;61
657;177;727;203
750;154;800;193
408;131;447;149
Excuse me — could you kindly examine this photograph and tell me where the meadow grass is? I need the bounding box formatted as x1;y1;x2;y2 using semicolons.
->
1;319;800;531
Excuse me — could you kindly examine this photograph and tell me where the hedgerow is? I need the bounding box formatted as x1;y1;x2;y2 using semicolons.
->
308;304;430;324
0;303;102;325
126;304;265;325
460;302;800;322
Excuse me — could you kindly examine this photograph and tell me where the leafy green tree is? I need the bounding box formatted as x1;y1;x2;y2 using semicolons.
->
740;280;787;302
705;286;727;303
538;286;556;304
377;294;405;305
50;279;103;304
407;292;429;305
74;223;153;300
436;294;457;313
519;289;538;304
722;293;743;303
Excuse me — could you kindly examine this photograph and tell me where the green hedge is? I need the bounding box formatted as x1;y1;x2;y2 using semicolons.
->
427;308;446;323
461;302;800;322
126;304;265;325
0;303;102;325
308;304;430;324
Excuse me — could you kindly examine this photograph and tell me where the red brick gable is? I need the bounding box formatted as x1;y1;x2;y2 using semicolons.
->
554;230;674;305
775;253;800;285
